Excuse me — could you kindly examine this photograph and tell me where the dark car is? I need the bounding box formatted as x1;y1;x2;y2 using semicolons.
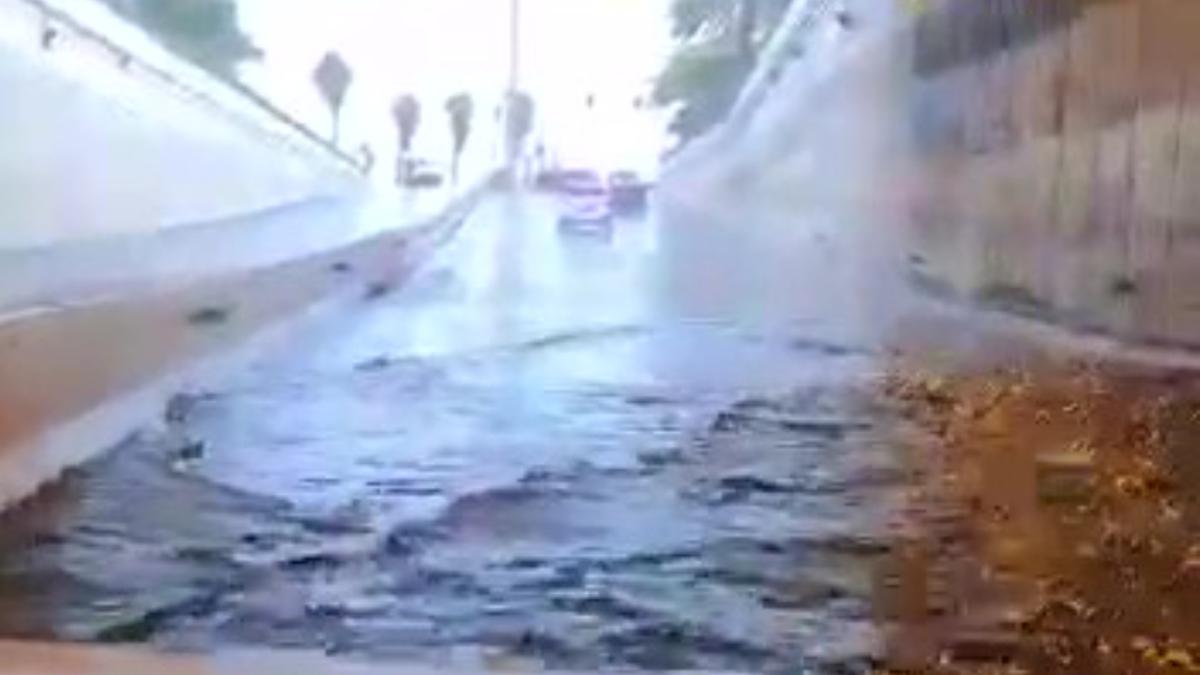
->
402;159;445;188
537;168;603;192
608;170;651;211
535;168;570;190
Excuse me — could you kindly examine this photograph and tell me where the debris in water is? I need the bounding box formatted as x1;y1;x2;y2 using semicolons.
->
365;281;392;299
177;440;206;461
164;393;194;425
354;355;392;372
1034;452;1095;503
163;391;215;425
186;305;233;326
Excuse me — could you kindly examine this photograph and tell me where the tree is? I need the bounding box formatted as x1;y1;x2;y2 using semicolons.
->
736;0;759;61
392;95;422;153
653;46;751;141
313;52;352;145
391;94;421;183
101;0;260;79
670;0;740;44
655;0;790;141
504;90;534;166
668;0;788;58
444;93;474;182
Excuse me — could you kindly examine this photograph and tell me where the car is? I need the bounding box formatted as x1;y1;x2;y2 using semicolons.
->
538;168;601;192
534;167;571;190
557;170;613;228
401;159;445;188
536;168;588;191
607;170;651;211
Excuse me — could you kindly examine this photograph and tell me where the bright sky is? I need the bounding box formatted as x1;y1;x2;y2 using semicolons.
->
237;0;675;175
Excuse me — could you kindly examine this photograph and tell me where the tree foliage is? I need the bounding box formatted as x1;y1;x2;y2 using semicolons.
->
655;0;791;141
314;51;353;143
392;94;422;153
445;92;474;159
504;90;534;157
102;0;260;79
653;46;752;141
670;0;790;51
670;0;741;44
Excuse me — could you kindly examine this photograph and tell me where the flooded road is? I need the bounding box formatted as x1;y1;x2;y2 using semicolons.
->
0;192;908;672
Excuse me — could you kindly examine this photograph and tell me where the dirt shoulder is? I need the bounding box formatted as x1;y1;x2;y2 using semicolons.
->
873;340;1200;674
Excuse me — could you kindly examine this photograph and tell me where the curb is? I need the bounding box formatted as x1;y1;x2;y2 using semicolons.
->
906;280;1200;375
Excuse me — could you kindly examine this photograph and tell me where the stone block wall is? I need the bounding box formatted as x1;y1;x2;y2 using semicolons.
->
902;0;1200;344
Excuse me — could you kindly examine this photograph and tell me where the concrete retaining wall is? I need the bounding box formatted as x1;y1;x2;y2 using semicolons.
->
899;0;1200;346
0;0;361;251
0;0;499;508
673;0;1200;349
0;189;482;509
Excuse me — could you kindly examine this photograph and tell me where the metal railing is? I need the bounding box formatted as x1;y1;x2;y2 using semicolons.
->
18;0;361;170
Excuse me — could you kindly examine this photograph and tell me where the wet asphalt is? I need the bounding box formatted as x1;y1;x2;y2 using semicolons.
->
0;191;908;673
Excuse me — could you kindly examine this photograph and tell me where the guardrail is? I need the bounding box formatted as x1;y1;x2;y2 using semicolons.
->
18;0;361;171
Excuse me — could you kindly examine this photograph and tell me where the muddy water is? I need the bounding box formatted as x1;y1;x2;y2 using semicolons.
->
0;194;907;672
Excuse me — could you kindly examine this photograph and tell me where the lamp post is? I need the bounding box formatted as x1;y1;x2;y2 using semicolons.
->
508;0;521;91
504;0;523;183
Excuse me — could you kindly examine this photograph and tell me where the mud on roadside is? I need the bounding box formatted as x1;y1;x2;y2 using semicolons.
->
872;355;1200;675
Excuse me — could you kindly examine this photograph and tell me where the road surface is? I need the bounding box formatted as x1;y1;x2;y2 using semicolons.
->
0;190;907;673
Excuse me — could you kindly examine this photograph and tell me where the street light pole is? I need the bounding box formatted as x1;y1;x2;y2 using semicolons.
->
504;0;521;182
508;0;520;92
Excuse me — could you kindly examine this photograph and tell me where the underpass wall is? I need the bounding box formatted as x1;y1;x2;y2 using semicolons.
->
0;0;483;509
900;0;1200;346
0;0;361;251
672;0;1200;348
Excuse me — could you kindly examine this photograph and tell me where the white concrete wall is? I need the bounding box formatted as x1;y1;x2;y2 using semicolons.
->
0;0;363;251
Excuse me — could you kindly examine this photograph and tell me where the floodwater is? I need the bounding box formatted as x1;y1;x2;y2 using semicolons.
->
0;192;908;672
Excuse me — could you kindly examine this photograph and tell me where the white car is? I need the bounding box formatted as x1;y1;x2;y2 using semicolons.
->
556;170;613;228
